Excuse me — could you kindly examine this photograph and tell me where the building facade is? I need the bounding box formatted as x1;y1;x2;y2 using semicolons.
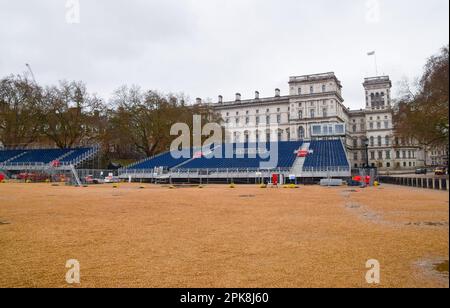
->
211;72;427;172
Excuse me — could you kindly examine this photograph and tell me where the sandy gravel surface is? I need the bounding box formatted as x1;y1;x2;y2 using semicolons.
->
0;183;448;288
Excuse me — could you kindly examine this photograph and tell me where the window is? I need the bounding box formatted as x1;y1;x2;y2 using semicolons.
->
386;162;391;168
266;116;270;125
385;136;390;146
310;109;315;118
378;151;383;159
245;117;249;125
298;126;305;139
236;117;239;125
370;136;374;147
377;122;381;129
298;88;302;95
323;108;328;117
277;114;281;124
310;86;314;94
256;116;260;125
396;151;400;159
354;152;358;160
378;136;382;147
353;139;358;147
370;122;374;130
386;151;391;159
298;110;303;119
370;151;375;160
352;125;357;133
402;151;406;159
384;121;389;129
322;85;326;92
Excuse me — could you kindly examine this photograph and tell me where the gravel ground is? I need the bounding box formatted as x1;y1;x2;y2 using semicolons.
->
0;183;448;288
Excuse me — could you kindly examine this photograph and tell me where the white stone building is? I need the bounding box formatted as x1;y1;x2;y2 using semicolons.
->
210;72;427;172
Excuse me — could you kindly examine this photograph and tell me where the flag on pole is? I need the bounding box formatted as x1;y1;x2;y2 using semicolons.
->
367;51;376;56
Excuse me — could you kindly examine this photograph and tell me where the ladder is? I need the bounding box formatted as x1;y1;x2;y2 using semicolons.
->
69;164;82;186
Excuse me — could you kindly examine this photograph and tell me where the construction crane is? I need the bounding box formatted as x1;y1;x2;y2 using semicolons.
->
25;63;37;85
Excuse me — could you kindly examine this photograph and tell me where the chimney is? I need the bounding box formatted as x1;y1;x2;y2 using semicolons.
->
196;98;202;105
275;88;281;97
218;95;223;104
255;91;260;99
235;93;241;101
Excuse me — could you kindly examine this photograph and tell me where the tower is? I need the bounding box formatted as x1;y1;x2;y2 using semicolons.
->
363;76;392;110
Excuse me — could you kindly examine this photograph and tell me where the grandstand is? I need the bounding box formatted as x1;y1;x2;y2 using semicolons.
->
0;147;99;170
119;139;350;183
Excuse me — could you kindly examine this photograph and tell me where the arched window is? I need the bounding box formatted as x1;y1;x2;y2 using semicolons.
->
244;131;250;143
298;126;305;140
266;129;271;142
277;129;283;141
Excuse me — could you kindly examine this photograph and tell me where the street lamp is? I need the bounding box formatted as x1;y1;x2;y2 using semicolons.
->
364;138;370;168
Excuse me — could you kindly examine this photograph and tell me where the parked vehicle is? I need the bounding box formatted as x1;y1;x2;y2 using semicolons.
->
415;168;428;175
434;167;446;176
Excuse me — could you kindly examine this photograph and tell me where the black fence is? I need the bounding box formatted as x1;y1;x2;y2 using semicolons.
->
379;176;449;191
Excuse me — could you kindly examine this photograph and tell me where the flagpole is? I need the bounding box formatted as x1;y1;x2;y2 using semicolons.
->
367;51;379;76
374;53;378;76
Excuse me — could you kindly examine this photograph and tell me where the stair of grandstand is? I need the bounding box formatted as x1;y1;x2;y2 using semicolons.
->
302;139;349;172
0;150;26;163
290;142;310;175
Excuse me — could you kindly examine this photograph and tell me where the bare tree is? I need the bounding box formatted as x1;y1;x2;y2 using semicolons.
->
0;75;42;148
394;45;449;150
38;81;105;148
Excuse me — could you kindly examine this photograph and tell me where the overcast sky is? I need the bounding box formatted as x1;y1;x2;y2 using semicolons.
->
0;0;448;109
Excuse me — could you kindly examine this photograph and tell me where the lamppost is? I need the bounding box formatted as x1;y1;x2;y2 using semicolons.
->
364;137;370;168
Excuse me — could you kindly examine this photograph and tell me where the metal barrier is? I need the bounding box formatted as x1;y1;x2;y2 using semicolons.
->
379;176;449;191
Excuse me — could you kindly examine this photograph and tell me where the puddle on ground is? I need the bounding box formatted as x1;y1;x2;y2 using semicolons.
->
406;222;449;227
434;260;449;274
